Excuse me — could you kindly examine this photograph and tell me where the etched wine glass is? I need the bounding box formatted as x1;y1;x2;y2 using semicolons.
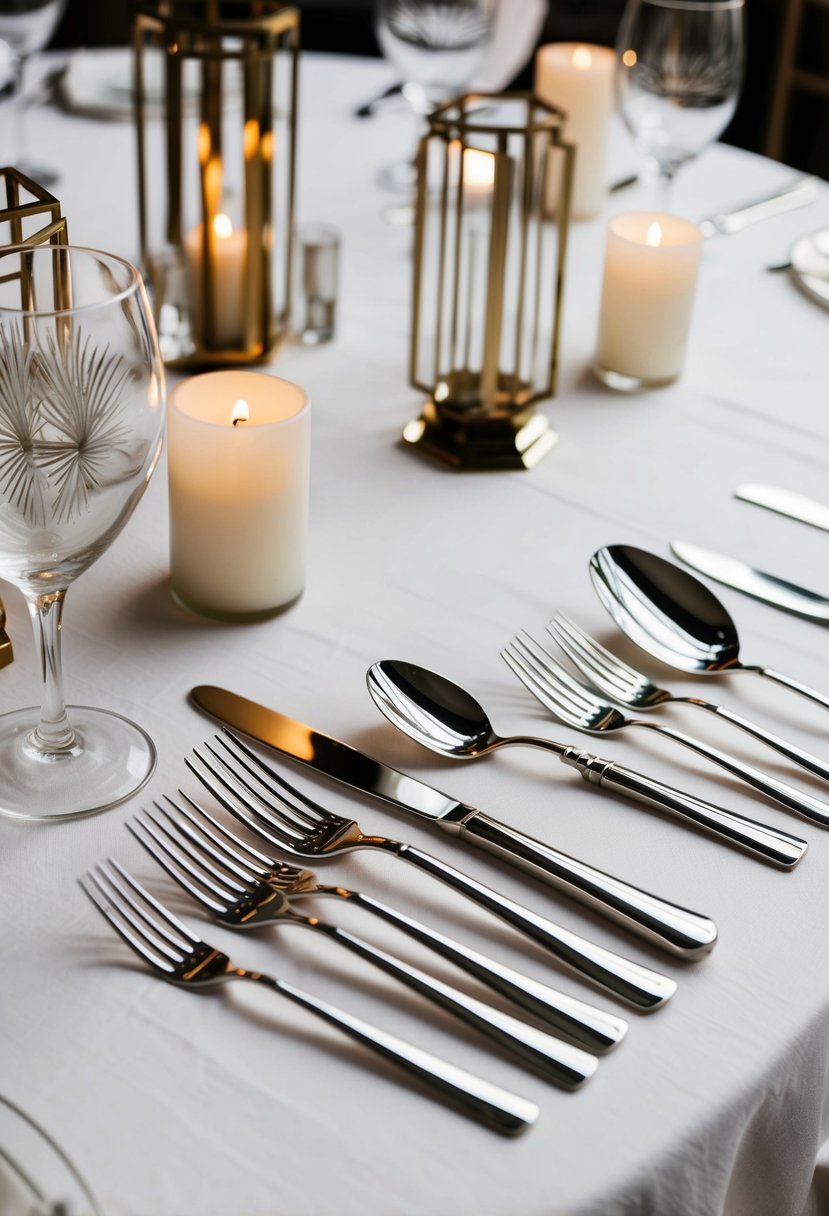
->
0;0;68;185
374;0;496;193
615;0;744;207
0;244;166;820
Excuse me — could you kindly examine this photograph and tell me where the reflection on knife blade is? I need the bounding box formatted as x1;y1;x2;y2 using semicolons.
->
735;484;829;532
670;541;829;623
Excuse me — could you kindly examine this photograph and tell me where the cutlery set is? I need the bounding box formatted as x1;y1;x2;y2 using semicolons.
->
81;514;829;1134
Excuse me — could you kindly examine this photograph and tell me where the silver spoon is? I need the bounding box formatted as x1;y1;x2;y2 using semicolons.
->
590;545;829;714
366;660;807;868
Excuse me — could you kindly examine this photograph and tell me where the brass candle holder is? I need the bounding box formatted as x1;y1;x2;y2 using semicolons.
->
133;0;299;368
0;167;67;250
404;93;574;470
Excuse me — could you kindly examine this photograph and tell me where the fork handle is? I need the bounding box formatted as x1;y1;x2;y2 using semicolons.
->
634;719;829;829
427;816;718;959
752;665;829;716
566;751;808;867
341;890;627;1053
239;971;539;1135
306;921;597;1088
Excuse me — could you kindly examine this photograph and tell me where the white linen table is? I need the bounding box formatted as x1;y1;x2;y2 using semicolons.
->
2;50;829;1216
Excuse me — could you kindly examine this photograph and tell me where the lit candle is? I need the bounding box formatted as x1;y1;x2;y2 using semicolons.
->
184;212;248;348
167;370;310;618
534;42;615;220
458;144;496;205
595;211;703;390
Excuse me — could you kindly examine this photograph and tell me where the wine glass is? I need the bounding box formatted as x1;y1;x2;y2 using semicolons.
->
615;0;744;207
0;0;68;185
374;0;497;193
0;244;166;820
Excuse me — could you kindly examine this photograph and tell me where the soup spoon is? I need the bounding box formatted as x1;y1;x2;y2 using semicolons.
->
590;545;829;714
366;660;807;868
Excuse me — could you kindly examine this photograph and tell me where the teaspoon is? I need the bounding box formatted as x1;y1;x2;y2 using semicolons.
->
590;545;829;714
366;660;807;869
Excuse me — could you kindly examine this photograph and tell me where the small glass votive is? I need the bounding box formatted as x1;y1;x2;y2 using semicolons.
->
167;370;310;621
294;222;340;345
594;212;703;391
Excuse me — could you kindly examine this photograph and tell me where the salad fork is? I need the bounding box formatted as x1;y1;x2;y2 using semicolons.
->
504;631;829;830
127;802;600;1086
129;793;626;1053
186;732;683;1002
549;611;829;789
79;859;539;1134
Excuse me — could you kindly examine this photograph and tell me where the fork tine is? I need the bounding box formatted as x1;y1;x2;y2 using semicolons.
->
554;612;641;685
186;751;310;853
166;792;275;874
152;797;265;887
129;812;240;912
106;857;202;950
502;645;571;720
80;868;178;974
549;614;633;698
195;739;321;835
514;632;599;710
510;635;595;718
216;732;332;828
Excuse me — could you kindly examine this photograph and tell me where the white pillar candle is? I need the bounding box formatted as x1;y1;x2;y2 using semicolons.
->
167;370;310;618
184;213;248;348
595;211;703;390
534;43;616;220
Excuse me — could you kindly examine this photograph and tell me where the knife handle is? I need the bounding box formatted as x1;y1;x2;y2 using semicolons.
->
754;666;829;715
447;813;717;959
395;843;677;1007
565;751;808;866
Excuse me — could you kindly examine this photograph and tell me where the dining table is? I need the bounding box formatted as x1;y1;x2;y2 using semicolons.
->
2;45;829;1216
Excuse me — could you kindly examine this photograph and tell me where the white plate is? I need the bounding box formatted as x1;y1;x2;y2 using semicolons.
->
0;1095;100;1216
790;227;829;311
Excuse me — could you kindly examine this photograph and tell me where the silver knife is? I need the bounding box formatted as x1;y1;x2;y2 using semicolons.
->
735;484;829;533
671;541;829;623
190;684;717;964
698;175;818;238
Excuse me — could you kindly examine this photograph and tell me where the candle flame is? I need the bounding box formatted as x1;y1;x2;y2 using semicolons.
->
572;46;593;70
213;213;234;240
244;119;260;160
230;399;249;426
645;221;663;247
622;48;637;67
464;146;496;188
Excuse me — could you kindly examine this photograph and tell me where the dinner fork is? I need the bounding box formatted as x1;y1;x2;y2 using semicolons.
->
186;732;682;1002
549;611;829;789
79;859;539;1135
129;793;626;1053
128;803;600;1086
504;632;829;830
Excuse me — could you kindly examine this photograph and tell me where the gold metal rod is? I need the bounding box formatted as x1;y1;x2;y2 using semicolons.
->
282;19;300;339
433;135;451;394
548;136;575;397
448;134;464;384
528;133;546;397
511;126;533;403
165;41;183;248
409;136;428;389
480;134;510;411
242;39;264;354
134;19;149;262
200;38;224;350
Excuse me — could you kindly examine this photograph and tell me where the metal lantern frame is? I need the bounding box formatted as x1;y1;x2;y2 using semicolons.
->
133;0;299;367
0;167;67;251
405;92;574;470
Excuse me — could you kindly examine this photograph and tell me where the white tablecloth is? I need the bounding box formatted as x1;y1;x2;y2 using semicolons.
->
2;50;829;1216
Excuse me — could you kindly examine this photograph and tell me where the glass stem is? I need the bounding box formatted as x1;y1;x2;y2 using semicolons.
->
26;588;75;753
659;164;676;212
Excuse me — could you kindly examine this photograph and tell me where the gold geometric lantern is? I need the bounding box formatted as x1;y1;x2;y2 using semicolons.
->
404;93;574;470
133;0;299;368
0;167;67;250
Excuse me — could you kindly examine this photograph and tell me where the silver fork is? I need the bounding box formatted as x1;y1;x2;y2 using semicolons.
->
504;632;829;830
129;793;626;1054
79;859;539;1135
550;610;829;791
186;732;683;999
128;801;600;1086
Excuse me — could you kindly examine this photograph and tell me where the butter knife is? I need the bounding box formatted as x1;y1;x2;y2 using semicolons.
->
698;175;818;238
671;541;829;623
735;484;829;533
191;684;717;964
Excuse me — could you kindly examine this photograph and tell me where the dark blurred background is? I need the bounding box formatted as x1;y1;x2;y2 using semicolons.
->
51;0;829;178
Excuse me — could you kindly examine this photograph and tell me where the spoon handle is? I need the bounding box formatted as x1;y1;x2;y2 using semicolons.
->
565;750;807;867
754;666;829;714
681;698;829;787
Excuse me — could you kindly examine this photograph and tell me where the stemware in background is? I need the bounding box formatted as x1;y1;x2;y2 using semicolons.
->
374;0;497;193
0;244;165;820
615;0;744;208
0;0;67;185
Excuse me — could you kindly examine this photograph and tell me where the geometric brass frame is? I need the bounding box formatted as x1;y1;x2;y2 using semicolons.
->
0;167;67;251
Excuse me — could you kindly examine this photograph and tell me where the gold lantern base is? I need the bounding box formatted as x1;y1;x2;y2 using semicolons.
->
402;400;557;471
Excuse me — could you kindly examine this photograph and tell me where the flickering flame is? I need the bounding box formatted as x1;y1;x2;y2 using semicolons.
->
198;122;212;165
622;48;637;67
645;221;663;247
230;399;249;426
463;147;496;189
213;213;234;240
572;46;593;70
244;119;260;160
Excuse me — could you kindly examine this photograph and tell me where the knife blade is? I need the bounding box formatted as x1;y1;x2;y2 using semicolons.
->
671;541;829;623
735;484;829;533
698;175;818;238
191;684;717;961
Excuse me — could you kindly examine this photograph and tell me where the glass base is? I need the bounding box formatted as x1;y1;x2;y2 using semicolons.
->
0;706;156;821
593;362;679;392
